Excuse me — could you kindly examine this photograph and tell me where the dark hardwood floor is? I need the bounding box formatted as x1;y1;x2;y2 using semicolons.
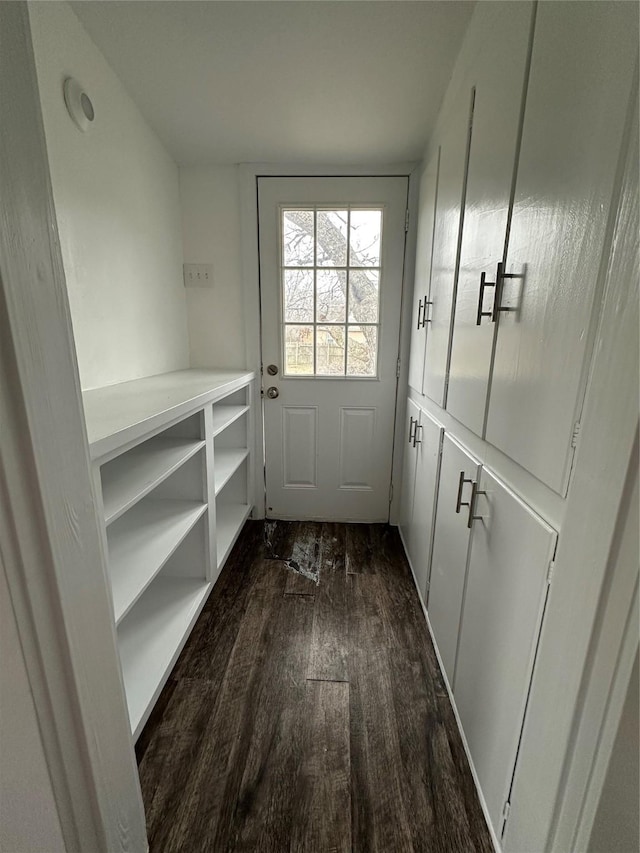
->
136;521;493;853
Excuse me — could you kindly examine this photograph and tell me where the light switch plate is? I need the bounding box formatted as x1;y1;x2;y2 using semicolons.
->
183;263;213;288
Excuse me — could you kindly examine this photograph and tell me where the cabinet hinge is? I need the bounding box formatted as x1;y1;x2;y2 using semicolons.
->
405;208;410;233
396;357;401;378
547;560;556;585
571;420;581;449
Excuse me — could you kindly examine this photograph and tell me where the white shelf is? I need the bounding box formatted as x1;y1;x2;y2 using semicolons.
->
214;448;249;495
83;368;254;460
211;404;249;437
117;578;211;739
107;499;207;624
216;503;252;570
102;438;205;526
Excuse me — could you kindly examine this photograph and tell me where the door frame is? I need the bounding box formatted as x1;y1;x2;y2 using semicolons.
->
0;5;147;850
239;162;420;521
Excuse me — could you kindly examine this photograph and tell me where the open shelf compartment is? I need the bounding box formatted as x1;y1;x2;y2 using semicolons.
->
101;437;205;526
117;575;210;739
215;457;250;571
211;387;250;437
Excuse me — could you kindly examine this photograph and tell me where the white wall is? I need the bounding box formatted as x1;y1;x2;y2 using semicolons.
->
28;1;189;391
0;561;66;853
180;166;247;368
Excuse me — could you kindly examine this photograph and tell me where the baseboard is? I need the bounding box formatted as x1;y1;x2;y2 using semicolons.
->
395;525;502;853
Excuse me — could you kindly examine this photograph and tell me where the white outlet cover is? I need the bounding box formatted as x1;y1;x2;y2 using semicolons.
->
183;263;214;288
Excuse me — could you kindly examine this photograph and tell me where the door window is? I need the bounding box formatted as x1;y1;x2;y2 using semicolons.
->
281;207;382;377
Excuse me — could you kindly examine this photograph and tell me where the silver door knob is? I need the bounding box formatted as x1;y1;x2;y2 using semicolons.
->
266;386;279;399
267;364;279;376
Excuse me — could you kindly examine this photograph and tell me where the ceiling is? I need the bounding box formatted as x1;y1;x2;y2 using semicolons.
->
70;1;474;166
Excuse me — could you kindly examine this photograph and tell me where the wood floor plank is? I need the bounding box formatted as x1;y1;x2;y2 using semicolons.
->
307;522;348;681
214;591;314;852
345;523;376;574
152;559;288;852
348;572;415;853
290;680;351;853
284;567;318;596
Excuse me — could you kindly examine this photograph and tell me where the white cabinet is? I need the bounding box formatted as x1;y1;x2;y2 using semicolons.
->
408;150;439;394
399;401;443;603
84;369;254;739
427;434;480;684
453;469;556;835
410;411;443;602
398;398;421;559
446;1;535;436
423;88;474;406
485;1;637;493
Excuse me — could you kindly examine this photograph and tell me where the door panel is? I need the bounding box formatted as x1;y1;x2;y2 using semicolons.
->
454;469;557;835
423;89;474;406
486;2;638;493
446;1;534;436
410;412;443;603
408;151;440;393
427;434;480;684
259;176;408;520
398;399;420;562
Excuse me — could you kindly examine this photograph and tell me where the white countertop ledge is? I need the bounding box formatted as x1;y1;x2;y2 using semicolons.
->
83;368;255;460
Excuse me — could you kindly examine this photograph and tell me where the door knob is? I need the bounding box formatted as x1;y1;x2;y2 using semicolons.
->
266;386;279;399
267;364;279;375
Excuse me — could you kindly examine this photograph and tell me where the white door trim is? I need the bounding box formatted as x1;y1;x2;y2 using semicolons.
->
0;5;146;850
239;161;419;521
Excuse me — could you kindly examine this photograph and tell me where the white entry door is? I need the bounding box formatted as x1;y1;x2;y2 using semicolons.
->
258;176;408;521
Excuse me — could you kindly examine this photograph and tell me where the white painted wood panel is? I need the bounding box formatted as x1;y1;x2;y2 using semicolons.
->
398;399;421;561
446;1;534;436
485;1;637;493
408;151;439;393
454;468;556;836
101;438;205;525
427;434;480;683
423;89;474;406
282;406;318;488
117;578;210;739
107;500;207;624
339;408;376;489
409;411;443;602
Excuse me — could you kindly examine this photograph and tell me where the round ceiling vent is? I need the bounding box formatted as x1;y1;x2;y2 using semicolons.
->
63;77;95;132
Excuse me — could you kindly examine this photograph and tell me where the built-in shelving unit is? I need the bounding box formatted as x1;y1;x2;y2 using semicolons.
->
84;369;254;741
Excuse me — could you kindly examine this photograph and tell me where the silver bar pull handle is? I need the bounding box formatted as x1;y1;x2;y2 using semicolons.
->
417;299;424;330
413;423;423;447
422;299;433;327
492;262;520;322
476;271;496;325
409;416;417;445
456;470;473;513
468;480;487;528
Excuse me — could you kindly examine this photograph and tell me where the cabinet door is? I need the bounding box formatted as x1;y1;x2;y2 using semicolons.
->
427;434;480;685
423;89;474;406
398;398;420;559
486;2;638;494
446;1;535;436
454;469;556;836
410;411;443;603
408;151;440;393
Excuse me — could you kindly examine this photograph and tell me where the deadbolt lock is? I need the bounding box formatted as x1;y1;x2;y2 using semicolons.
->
266;364;279;376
